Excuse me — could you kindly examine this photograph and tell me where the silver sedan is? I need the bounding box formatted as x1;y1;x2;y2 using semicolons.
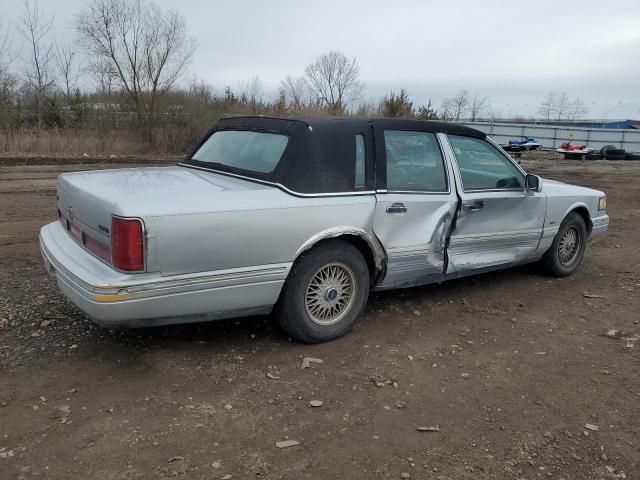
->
40;117;608;342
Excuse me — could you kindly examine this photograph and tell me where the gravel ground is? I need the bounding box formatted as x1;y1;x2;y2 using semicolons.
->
0;152;638;479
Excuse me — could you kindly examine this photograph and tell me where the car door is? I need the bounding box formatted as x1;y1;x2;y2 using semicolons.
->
441;133;546;273
373;126;458;288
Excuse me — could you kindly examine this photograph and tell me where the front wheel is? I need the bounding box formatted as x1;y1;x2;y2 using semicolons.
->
276;240;370;343
540;212;587;277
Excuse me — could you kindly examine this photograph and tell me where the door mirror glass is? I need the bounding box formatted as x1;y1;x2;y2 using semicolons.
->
525;174;541;192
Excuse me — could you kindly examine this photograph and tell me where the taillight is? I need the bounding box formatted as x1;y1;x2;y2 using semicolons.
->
111;217;144;272
82;232;111;263
66;219;82;242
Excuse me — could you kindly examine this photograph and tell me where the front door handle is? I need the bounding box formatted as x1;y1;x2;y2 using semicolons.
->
463;200;485;212
386;202;407;214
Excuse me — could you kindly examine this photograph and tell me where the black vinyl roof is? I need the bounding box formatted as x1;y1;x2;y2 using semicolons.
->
184;116;486;195
214;115;486;138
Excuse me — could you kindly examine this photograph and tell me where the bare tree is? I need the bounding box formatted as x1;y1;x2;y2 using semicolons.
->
538;91;556;121
280;74;309;112
55;41;79;105
16;0;56;126
0;16;19;129
238;75;263;105
568;98;588;121
75;0;196;141
304;50;362;115
89;58;114;95
0;16;17;70
439;98;455;122
449;89;469;121
354;100;377;117
0;16;16;82
274;86;287;114
554;92;570;120
469;92;489;121
187;76;214;103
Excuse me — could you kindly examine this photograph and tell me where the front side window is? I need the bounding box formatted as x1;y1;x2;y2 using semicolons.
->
448;135;524;190
384;130;447;191
191;130;289;174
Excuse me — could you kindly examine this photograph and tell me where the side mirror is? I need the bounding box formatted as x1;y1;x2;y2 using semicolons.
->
525;174;542;192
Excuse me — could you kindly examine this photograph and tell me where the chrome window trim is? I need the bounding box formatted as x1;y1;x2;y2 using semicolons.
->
443;134;527;194
377;189;453;195
178;163;376;198
461;188;524;194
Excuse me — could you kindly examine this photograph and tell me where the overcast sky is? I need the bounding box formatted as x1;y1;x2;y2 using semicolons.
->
2;0;639;118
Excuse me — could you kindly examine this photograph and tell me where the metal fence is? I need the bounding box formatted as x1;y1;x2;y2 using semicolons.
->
462;121;640;152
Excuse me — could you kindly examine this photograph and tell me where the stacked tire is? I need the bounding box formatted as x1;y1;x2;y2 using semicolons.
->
601;145;626;160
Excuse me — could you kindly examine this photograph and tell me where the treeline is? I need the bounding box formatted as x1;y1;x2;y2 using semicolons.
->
0;0;587;156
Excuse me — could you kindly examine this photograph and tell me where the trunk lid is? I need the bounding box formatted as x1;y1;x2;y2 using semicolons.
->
56;165;273;269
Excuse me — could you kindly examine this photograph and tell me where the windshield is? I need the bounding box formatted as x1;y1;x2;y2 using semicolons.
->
191;130;289;174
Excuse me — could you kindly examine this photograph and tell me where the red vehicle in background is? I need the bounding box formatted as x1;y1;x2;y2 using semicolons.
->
558;141;589;151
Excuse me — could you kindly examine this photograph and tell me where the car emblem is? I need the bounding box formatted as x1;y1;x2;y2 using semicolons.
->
68;206;74;221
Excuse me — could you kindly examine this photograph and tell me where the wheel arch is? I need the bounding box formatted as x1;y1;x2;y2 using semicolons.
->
293;227;385;284
563;203;593;234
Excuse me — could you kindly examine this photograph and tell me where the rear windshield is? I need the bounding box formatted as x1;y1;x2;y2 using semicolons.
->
191;130;289;173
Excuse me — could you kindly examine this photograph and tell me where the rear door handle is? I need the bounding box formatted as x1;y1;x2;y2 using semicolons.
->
463;200;485;212
386;202;407;214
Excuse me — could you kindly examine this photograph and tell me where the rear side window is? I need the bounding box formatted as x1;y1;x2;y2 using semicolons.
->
191;130;289;174
384;130;447;191
448;135;523;190
355;134;366;188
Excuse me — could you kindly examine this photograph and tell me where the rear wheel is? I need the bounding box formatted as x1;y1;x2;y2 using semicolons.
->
276;240;370;343
540;212;587;277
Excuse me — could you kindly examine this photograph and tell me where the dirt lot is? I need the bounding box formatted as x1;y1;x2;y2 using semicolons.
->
0;152;638;480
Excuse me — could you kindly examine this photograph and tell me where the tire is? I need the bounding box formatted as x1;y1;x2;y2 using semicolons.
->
540;212;587;277
600;145;616;155
604;148;625;159
585;153;603;160
276;240;370;343
607;153;626;161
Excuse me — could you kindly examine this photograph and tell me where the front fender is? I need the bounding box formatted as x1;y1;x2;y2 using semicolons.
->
560;201;591;222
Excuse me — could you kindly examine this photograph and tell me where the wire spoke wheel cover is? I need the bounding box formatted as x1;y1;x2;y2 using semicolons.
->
304;262;357;326
558;226;581;265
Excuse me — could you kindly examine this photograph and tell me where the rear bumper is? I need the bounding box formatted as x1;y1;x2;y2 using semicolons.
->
39;221;288;327
589;213;609;240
